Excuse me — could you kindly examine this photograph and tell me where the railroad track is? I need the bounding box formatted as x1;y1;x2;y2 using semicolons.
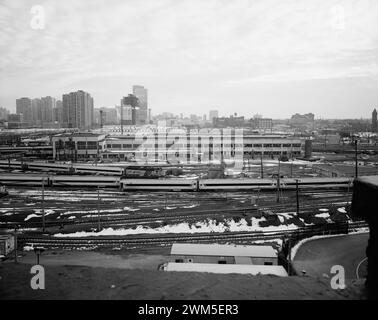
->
17;221;368;248
1;192;353;231
2;195;351;230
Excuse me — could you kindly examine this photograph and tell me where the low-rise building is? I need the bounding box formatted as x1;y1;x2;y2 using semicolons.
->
169;243;278;265
0;234;15;257
51;132;106;161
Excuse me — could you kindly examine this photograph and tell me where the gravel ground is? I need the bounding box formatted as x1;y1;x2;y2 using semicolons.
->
0;262;367;300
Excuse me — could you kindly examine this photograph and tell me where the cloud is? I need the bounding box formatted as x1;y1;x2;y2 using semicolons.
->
0;0;377;118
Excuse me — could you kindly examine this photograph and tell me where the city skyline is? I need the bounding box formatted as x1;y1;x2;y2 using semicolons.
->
0;0;378;119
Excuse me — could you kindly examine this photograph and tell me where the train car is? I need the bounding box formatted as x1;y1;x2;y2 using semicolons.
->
198;178;276;191
123;166;163;179
281;177;353;189
74;165;124;176
26;162;72;173
50;175;120;188
121;178;198;191
0;174;49;186
0;160;24;170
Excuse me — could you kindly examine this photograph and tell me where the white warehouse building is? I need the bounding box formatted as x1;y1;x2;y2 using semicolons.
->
169;243;278;265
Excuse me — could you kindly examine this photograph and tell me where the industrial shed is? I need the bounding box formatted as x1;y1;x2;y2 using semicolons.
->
0;234;15;257
165;262;288;276
170;243;278;265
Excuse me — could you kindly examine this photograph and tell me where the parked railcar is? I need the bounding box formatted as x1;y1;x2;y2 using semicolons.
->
198;178;276;191
0;160;24;170
281;177;352;189
121;178;198;191
0;174;49;186
51;175;120;188
26;162;72;173
74;165;124;176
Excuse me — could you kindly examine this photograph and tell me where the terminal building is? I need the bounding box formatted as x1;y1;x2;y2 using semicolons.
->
50;130;303;163
100;132;303;163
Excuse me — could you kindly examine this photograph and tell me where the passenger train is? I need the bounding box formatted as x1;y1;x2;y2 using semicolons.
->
0;173;354;191
0;160;161;177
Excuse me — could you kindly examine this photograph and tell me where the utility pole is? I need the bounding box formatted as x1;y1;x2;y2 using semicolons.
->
287;240;292;276
97;186;101;232
14;217;18;263
290;161;293;178
120;105;123;135
99;110;104;131
42;177;45;233
355;139;358;178
296;179;299;215
260;153;264;178
276;158;281;203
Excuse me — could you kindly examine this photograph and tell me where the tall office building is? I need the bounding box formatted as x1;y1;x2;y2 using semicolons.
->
132;85;148;125
209;110;219;123
30;96;56;126
31;98;41;125
0;107;9;120
40;96;55;124
53;100;63;124
62;90;94;129
373;108;378;132
120;95;138;125
16;97;32;123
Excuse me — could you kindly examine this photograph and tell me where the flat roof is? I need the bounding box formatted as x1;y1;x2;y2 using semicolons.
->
166;263;287;277
53;132;105;138
170;243;277;258
357;176;378;188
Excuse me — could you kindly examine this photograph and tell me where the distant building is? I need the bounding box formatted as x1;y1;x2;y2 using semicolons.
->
94;107;118;126
252;118;273;131
213;115;246;128
31;96;55;126
40;96;55;125
120;95;138;125
372;108;377;132
133;85;148;125
0;107;9;120
290;113;315;127
16;97;32;124
53;100;63;124
7;113;25;129
209;110;219;122
62;90;94;129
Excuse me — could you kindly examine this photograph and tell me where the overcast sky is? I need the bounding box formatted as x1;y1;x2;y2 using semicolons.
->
0;0;377;119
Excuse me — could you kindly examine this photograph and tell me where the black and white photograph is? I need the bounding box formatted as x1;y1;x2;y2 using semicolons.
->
0;0;378;306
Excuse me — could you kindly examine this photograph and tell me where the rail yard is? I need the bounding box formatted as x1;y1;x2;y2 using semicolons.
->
0;159;370;285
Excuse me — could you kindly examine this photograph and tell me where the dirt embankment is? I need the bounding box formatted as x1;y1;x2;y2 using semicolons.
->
0;263;366;300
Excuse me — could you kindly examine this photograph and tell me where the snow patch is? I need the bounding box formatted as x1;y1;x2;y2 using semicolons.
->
54;217;299;238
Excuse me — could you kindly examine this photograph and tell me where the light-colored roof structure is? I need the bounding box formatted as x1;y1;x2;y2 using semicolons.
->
166;263;287;277
358;176;378;188
170;243;277;258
